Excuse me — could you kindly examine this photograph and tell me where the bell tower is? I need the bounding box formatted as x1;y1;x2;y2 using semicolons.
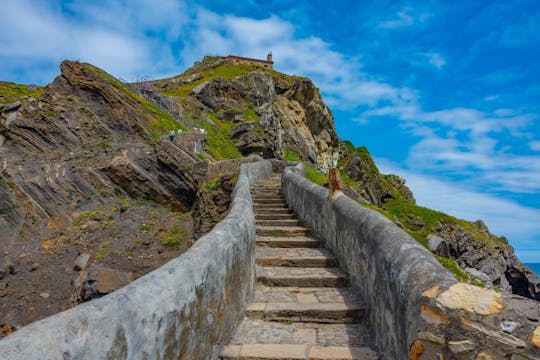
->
267;52;273;62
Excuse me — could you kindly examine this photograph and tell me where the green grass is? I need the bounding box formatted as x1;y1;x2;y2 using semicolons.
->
436;256;469;282
83;63;183;138
283;149;301;162
163;64;259;99
73;210;106;227
203;113;243;160
241;107;260;121
161;227;187;247
305;166;327;186
0;81;44;104
282;149;328;185
204;178;222;190
96;241;110;259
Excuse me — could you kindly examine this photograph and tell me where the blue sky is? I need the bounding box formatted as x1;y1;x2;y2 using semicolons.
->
2;0;540;262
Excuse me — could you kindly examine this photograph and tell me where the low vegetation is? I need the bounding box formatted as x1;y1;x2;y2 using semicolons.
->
283;150;328;185
0;81;44;104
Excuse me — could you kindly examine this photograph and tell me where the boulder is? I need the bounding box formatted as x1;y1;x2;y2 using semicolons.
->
427;235;449;257
73;253;91;271
82;265;133;301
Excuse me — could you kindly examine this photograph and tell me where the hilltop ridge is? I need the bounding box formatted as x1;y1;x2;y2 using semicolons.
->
0;57;538;334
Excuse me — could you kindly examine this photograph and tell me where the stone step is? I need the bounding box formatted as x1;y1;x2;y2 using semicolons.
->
255;213;295;220
256;247;336;267
247;302;364;324
256;226;312;237
253;286;362;305
252;198;285;204
256;236;321;248
253;187;281;191
252;189;281;194
256;219;301;227
255;208;293;215
253;199;287;206
221;319;378;359
252;194;284;199
221;344;379;360
254;204;289;211
257;266;348;287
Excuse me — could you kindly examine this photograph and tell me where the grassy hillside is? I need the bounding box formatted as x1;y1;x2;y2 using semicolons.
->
0;81;44;103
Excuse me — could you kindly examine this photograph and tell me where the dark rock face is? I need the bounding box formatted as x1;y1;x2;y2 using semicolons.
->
385;174;416;204
434;220;540;300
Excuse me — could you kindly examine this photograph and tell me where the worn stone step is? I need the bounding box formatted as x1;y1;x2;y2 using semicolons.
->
256;236;321;248
247;301;364;323
255;208;293;215
252;194;284;199
222;319;378;359
253;199;287;206
257;266;348;287
256;213;296;220
256;219;301;227
254;286;362;304
253;187;281;192
251;198;287;206
254;204;289;211
256;226;312;237
221;344;379;360
256;247;336;267
252;189;281;194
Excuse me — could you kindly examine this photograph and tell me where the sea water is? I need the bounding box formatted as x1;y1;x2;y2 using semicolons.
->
526;263;540;278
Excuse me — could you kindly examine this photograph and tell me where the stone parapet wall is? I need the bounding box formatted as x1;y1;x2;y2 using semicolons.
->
282;164;540;359
0;160;272;360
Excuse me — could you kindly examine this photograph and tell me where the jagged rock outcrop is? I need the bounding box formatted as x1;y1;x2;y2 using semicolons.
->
338;142;391;206
176;61;340;170
433;220;540;300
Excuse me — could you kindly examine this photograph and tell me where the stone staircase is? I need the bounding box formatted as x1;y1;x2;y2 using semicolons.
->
221;174;380;360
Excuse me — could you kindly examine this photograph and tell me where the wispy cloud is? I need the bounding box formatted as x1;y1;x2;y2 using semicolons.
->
378;6;432;29
424;52;446;69
529;141;540;151
181;8;416;111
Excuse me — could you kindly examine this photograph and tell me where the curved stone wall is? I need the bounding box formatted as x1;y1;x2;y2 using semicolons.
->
282;164;540;359
0;160;272;360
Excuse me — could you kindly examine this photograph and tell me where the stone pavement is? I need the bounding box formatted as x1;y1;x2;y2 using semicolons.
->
220;174;380;359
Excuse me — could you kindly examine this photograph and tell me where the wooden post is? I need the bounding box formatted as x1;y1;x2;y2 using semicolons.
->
328;168;343;213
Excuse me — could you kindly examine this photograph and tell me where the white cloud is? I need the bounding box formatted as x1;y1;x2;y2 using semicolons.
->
425;52;446;69
378;7;431;29
529;141;540;151
181;9;409;111
0;0;187;82
376;158;540;263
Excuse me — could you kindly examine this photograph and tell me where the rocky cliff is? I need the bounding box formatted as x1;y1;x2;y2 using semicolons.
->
0;56;538;334
0;61;202;332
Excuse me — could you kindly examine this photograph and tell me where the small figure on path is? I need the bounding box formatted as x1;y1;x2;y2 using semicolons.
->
169;130;175;142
